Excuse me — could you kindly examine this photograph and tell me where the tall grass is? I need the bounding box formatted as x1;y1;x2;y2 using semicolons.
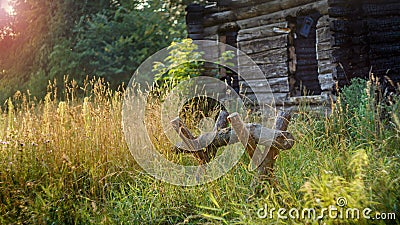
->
0;77;399;224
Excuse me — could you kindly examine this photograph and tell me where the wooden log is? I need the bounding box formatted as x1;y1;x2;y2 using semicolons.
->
171;118;210;163
362;3;400;17
328;6;354;18
213;110;229;132
239;63;288;79
244;92;289;106
285;94;330;106
318;59;335;74
331;32;352;47
228;113;257;158
317;27;331;43
202;1;328;34
368;31;400;44
317;49;333;62
369;44;400;56
237;22;288;42
317;42;333;53
217;0;274;8
366;17;400;31
245;48;288;64
318;73;335;91
236;1;328;30
241;77;290;93
206;110;230;161
255;111;292;181
173;116;295;157
239;34;288;55
316;15;330;28
203;0;321;27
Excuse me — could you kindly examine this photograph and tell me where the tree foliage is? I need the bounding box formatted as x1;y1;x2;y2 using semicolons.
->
0;0;187;102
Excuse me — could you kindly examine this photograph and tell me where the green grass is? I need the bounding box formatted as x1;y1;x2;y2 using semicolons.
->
0;77;399;224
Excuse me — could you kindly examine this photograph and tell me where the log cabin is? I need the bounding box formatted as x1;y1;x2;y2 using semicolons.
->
185;0;400;111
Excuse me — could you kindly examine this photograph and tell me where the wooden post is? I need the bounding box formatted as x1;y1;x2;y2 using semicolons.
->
257;111;292;181
171;110;231;164
171;117;210;164
227;112;257;158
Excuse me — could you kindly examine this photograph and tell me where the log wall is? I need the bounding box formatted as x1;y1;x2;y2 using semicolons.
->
329;0;400;88
186;0;400;110
202;0;332;108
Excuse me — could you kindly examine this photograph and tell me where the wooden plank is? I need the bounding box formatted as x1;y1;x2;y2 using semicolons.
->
368;31;400;44
317;41;332;52
217;0;272;8
328;6;354;18
317;48;333;61
329;19;350;33
318;73;335;91
297;58;318;66
316;15;330;28
239;34;287;54
245;48;288;64
203;0;319;27
295;40;317;48
244;92;289;105
363;3;400;16
366;17;400;32
239;63;288;79
241;77;289;93
330;32;352;47
262;63;289;79
237;22;288;42
370;44;400;56
283;95;329;106
327;0;348;7
317;26;331;43
318;59;335;74
235;1;328;30
203;34;218;41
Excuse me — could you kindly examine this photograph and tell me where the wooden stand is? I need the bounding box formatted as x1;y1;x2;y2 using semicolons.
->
171;110;294;180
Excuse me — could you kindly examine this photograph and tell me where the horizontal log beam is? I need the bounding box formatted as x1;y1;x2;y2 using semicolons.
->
203;0;321;27
173;122;294;153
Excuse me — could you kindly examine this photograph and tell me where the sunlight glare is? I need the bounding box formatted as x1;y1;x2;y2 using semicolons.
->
1;0;14;15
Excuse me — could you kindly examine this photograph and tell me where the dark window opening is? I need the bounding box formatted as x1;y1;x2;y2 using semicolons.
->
218;27;240;93
288;12;322;96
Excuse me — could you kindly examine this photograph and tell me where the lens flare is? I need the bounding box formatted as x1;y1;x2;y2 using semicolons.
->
1;0;14;15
